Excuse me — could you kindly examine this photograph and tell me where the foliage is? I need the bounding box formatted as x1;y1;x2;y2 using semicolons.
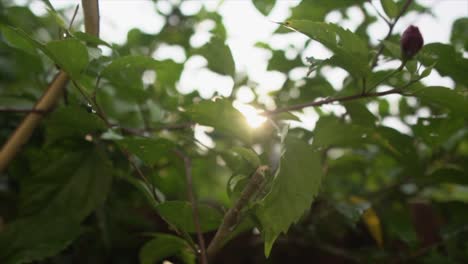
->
0;0;467;263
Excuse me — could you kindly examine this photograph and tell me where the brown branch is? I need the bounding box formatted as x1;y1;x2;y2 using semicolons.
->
0;0;100;173
370;0;414;68
262;88;403;116
207;165;268;260
175;149;208;264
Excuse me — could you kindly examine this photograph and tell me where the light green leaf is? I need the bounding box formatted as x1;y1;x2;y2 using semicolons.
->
198;36;236;78
156;201;222;233
73;31;112;47
289;0;366;21
380;0;398;18
0;25;42;55
256;138;323;256
118;137;175;166
45;39;89;78
223;146;261;174
0;214;83;264
19;147;113;220
419;63;436;79
140;233;195;264
450;17;468;51
252;0;275;16
282;20;370;78
413;86;468;117
186;99;251;143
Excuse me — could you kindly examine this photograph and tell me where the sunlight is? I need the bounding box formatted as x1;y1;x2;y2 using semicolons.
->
233;102;267;129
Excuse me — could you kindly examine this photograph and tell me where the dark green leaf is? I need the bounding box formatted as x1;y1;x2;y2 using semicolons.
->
419;43;468;84
313;116;369;147
19;147;113;220
118;137;175;166
186;99;251;143
156;201;222;233
345;102;377;127
290;0;365;21
0;25;41;55
197;36;235;78
0;214;83;264
256;138;323;256
413;86;468;117
139;233;195;264
283;20;370;78
73;31;112;48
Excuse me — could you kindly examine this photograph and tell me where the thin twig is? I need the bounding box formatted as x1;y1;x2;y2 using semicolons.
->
370;0;414;68
369;0;391;26
262;88;404;116
207;165;268;260
68;4;80;30
175;149;208;264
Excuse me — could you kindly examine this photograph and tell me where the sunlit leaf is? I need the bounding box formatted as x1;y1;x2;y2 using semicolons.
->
197;36;235;78
256;137;323;256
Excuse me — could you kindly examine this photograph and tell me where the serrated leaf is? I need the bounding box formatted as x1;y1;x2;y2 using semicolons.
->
252;0;275;16
197;36;235;78
282;20;370;78
0;214;83;264
256;138;323;256
380;0;398;18
45;39;89;78
139;233;195;264
118;137;175;166
45;106;106;144
413;86;468;117
156;201;222;233
186;99;251;143
19;147;113;220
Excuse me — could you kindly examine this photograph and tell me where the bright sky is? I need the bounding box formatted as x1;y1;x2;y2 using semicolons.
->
17;0;468;132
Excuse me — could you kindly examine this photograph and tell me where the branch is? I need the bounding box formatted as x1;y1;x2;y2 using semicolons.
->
207;165;268;260
262;88;403;116
175;150;208;264
370;0;414;68
0;0;100;173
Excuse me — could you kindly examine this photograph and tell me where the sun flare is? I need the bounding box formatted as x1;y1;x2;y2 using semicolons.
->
233;102;267;128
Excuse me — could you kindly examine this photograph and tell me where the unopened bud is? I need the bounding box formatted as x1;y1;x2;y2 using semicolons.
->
400;25;424;60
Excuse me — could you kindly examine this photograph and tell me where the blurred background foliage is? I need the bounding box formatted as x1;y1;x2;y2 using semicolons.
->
0;0;467;263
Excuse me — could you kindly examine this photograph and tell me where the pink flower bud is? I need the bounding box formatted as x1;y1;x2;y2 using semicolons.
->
401;25;424;60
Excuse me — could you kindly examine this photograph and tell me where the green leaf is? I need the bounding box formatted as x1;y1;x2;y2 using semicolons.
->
256;138;323;256
413;86;468;117
186;99;251;143
197;36;235;78
450;18;468;51
45;39;89;78
118;137;175;166
73;31;112;47
222;146;260;174
380;0;398;18
139;233;195;264
156;201;222;233
419;63;436;79
313;116;369;147
252;0;275;16
0;214;83;264
345;102;377;127
0;25;42;55
289;0;365;21
267;49;303;72
419;43;468;84
19;147;113;220
282;20;370;78
45;106;106;144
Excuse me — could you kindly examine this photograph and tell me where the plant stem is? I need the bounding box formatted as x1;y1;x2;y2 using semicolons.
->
370;0;414;68
175;150;208;264
207;166;268;260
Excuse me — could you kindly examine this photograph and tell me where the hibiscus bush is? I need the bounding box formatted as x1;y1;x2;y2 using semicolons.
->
0;0;467;263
